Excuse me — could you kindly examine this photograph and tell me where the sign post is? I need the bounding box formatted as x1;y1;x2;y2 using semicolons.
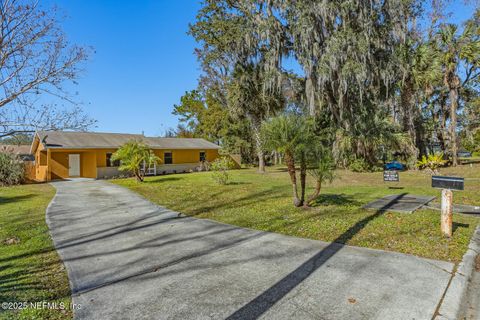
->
440;189;453;237
432;176;464;238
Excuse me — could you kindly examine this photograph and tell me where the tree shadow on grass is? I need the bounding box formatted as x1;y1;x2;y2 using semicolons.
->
0;194;36;205
185;186;288;217
309;193;362;207
227;181;252;186
226;193;409;320
142;177;183;184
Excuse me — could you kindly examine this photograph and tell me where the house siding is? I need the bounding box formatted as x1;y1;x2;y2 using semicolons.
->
153;149;219;164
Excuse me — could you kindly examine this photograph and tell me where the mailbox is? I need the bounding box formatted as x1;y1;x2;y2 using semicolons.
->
432;176;464;191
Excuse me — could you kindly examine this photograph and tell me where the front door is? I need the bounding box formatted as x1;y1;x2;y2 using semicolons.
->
68;154;80;177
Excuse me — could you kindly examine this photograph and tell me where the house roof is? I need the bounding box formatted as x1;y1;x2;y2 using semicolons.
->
143;137;221;150
34;131;220;150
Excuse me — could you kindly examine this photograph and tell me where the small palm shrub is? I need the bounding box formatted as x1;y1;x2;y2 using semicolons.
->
0;153;25;186
416;153;446;174
111;140;160;182
306;153;336;205
210;157;234;185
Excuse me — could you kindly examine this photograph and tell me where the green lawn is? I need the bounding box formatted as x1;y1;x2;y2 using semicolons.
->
113;164;480;263
0;184;71;320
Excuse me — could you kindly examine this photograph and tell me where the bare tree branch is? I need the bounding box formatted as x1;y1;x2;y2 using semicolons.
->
0;0;95;137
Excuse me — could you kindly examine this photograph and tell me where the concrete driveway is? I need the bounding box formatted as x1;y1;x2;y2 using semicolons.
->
47;179;455;320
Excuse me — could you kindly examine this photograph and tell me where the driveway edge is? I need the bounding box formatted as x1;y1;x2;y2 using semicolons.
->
44;183;78;318
435;225;480;320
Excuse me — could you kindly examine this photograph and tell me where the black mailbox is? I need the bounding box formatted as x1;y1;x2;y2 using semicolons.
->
432;176;464;191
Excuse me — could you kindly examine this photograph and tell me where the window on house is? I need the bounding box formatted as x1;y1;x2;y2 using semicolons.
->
106;153;120;167
200;151;206;162
164;152;172;164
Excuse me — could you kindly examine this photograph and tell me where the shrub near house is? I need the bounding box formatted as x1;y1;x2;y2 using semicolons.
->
0;152;24;186
210;157;235;185
112;140;160;182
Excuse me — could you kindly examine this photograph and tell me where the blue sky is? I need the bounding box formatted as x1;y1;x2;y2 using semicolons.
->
47;0;203;137
47;1;476;137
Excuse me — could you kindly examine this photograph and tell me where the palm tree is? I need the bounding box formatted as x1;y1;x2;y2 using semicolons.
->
435;21;480;166
262;114;308;207
228;64;285;174
305;148;335;206
404;42;443;157
111;140;160;182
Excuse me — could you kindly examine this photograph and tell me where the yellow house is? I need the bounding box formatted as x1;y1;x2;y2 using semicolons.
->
30;131;220;182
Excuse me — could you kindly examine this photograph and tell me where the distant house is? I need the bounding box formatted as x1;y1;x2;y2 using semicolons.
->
30;131;221;181
0;144;34;161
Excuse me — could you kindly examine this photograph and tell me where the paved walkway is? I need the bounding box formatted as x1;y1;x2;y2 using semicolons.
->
47;179;455;320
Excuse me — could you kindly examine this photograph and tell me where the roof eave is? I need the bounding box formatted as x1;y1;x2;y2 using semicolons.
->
29;132;41;154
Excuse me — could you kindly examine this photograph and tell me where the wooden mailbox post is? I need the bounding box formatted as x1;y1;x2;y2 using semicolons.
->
432;176;464;238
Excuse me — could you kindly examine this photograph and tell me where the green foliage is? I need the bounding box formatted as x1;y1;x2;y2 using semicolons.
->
187;1;480;168
172;90;229;143
0;152;25;186
0;133;33;145
462;130;480;154
173;90;205;129
416;153;447;173
261;114;310;156
173;89;256;161
332;117;416;169
461;97;480;153
348;158;372;173
189;1;287;171
262;113;320;206
111;140;160;182
210;157;234;185
306;148;336;204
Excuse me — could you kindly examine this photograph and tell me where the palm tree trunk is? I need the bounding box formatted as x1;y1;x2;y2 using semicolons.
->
401;76;419;159
134;169;143;182
299;152;306;206
449;85;459;166
285;151;301;207
251;116;265;173
257;148;265;173
445;71;460;166
305;179;321;207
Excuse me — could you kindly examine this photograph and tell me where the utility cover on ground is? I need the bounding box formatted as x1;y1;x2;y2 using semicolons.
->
363;194;436;213
425;203;480;216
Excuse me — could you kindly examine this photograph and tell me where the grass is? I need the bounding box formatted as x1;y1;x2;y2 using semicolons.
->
112;164;480;264
0;184;71;320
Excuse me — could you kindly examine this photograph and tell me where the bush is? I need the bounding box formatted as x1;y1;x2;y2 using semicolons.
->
0;153;25;186
348;158;370;172
111;140;159;182
416;153;446;174
210;157;234;185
